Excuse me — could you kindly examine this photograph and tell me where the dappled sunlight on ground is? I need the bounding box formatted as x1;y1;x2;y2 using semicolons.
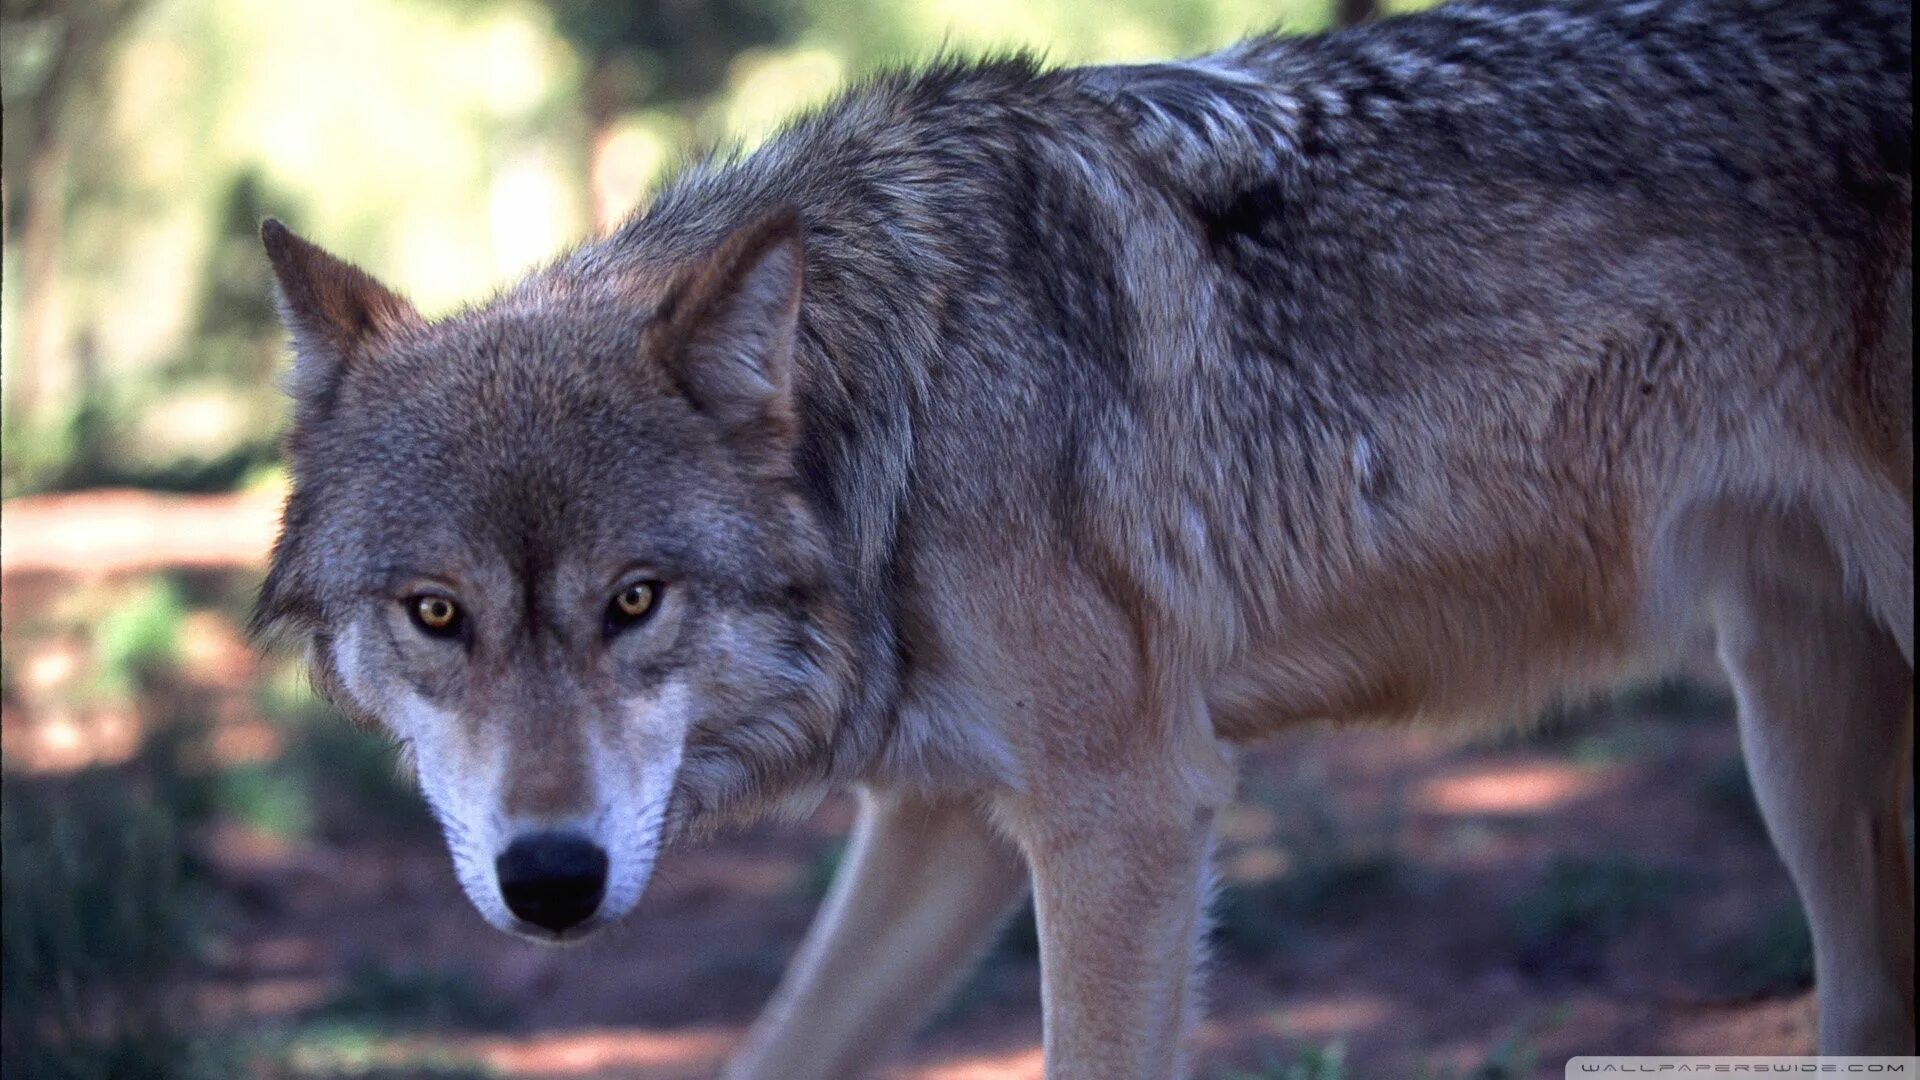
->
1418;762;1621;816
465;1027;737;1079
1194;994;1399;1063
899;1044;1047;1080
1;699;144;772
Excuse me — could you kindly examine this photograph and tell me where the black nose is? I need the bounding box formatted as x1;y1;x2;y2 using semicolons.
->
495;832;608;933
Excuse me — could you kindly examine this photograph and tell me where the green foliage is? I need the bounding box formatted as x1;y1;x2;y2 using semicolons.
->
694;944;791;990
1719;904;1814;998
137;716;229;833
1212;782;1409;963
188;170;287;349
0;639;454;1077
90;577;187;696
1;407;83;498
215;760;315;840
1511;855;1684;974
1418;1026;1540;1080
1699;758;1769;837
1209;877;1295;961
0;753;224;1078
925;897;1042;1026
291;719;435;839
995;899;1042;961
1612;677;1734;723
544;0;799;106
791;838;846;902
255;670;435;839
1529;677;1734;760
1216;1042;1348;1080
274;1063;496;1080
311;960;507;1030
83;388;284;493
38;168;295;494
1212;845;1405;961
264;1024;498;1080
1218;1015;1552;1080
3;0;1406;498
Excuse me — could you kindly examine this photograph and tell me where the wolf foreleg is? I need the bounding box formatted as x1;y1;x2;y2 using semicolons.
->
1717;571;1916;1053
1007;785;1219;1080
722;788;1029;1080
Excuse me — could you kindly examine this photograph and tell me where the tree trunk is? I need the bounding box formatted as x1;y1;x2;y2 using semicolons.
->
9;118;69;429
2;0;149;431
1337;0;1379;27
584;52;626;232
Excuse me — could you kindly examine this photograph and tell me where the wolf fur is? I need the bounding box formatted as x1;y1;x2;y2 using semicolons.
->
255;0;1914;1074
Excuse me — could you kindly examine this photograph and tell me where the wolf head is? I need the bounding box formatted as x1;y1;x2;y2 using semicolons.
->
252;211;854;942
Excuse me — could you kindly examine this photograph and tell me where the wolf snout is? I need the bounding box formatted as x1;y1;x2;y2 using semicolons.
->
495;831;609;934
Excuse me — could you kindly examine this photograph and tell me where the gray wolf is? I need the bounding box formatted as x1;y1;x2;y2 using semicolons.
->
253;0;1914;1073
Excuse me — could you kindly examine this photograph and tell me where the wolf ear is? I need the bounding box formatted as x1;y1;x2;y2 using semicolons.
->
261;218;421;416
648;208;804;442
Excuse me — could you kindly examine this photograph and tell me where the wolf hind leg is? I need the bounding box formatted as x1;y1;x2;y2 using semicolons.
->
1714;547;1915;1053
722;788;1029;1080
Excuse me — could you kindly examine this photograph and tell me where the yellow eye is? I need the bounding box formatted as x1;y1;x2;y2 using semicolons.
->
410;595;461;636
606;582;659;634
614;583;655;619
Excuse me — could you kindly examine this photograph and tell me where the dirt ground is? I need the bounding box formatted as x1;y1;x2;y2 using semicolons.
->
2;490;1832;1079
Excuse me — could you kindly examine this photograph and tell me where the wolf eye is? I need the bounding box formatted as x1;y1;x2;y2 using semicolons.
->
604;582;660;635
408;595;463;639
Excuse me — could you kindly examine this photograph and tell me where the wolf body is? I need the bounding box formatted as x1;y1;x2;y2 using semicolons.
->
255;0;1914;1074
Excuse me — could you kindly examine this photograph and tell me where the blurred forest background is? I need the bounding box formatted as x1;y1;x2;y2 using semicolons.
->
0;0;1390;495
1;1;1850;1078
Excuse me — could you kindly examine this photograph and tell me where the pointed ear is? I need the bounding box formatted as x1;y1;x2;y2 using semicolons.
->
647;208;804;439
261;218;421;416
